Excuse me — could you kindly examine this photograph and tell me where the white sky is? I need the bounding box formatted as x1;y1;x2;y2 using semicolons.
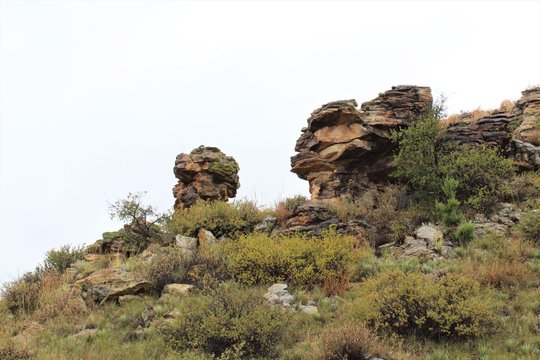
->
1;0;539;285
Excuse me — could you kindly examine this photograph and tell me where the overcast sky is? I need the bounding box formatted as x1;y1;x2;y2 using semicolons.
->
1;0;539;285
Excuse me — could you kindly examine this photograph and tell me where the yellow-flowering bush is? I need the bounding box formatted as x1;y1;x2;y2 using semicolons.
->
359;270;494;338
168;200;264;238
223;231;355;294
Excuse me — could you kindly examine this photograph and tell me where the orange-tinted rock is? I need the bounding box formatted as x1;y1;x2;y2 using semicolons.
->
291;86;432;201
173;146;240;209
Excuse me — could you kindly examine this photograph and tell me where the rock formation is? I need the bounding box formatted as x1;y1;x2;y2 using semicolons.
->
441;86;540;169
291;85;433;201
173;146;240;209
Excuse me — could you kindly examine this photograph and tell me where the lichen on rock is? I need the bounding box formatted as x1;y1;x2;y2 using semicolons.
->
172;145;240;209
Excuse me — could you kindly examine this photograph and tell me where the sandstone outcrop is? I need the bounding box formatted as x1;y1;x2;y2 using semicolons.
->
74;269;151;305
291;86;432;201
440;87;540;169
173;146;240;209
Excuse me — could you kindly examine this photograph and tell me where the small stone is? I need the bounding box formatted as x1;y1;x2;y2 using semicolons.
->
300;305;319;314
161;284;194;297
415;224;443;244
175;234;198;255
198;228;217;245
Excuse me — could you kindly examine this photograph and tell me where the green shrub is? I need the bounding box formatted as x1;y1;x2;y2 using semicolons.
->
43;244;85;273
439;145;515;211
518;211;540;244
508;171;540;203
168;200;264;238
454;222;475;245
223;231;355;293
392;106;443;198
362;270;493;338
132;246;191;293
435;178;464;227
159;283;285;358
392;102;515;213
318;321;396;360
1;271;42;315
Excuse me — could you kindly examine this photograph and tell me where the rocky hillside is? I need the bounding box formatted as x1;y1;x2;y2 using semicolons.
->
1;85;540;360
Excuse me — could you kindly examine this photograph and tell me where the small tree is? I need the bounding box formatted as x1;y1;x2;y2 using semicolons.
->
435;177;464;228
109;192;170;254
391;99;445;200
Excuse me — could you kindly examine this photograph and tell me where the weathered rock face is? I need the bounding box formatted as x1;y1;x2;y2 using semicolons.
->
173;146;240;209
291;86;432;201
440;87;540;169
441;111;514;149
511;87;540;169
74;269;151;305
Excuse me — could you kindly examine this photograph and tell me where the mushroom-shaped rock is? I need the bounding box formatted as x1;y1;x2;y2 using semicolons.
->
173;146;240;209
291;86;432;201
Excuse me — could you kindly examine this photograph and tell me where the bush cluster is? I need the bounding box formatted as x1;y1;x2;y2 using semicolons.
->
1;271;42;315
159;283;285;358
318;321;396;360
518;210;540;244
43;244;85;273
438;145;515;211
223;231;355;294
392;107;515;212
361;270;493;338
168;200;264;238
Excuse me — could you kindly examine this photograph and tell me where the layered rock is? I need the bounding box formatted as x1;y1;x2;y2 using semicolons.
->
291;86;432;201
440;86;540;169
441;110;514;149
173;146;240;209
511;87;540;169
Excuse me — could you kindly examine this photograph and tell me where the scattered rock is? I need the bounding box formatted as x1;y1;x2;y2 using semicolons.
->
175;234;198;255
299;305;319;314
415;224;443;247
254;215;278;234
161;284;194;297
291;86;432;201
264;284;295;307
198;228;218;245
173;145;240;209
400;237;438;259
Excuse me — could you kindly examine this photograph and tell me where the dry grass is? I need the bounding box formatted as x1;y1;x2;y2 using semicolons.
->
318;321;409;360
273;200;292;227
469;107;491;122
31;271;86;322
440;113;462;128
500;99;515;112
461;258;534;289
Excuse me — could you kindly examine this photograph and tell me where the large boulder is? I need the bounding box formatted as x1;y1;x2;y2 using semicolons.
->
74;269;151;305
291;86;432;201
173;146;240;209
